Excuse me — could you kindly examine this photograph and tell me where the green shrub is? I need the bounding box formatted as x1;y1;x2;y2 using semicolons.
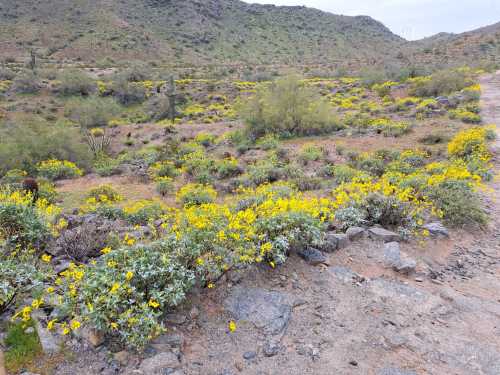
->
0;190;51;251
57;70;96;96
256;134;279;150
113;79;147;106
410;70;472;97
87;185;122;203
155;176;173;196
239;75;342;138
332;165;364;184
37;160;83;180
427;180;487;227
59;245;196;350
0;67;15;80
66;96;121;129
176;183;217;207
298;144;324;164
0;119;91;176
11;70;41;94
4;321;42;373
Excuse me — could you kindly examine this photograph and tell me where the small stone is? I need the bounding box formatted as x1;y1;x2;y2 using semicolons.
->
243;351;257;360
24;327;35;334
394;254;416;275
346;226;365;241
383;242;401;267
150;332;185;350
423;222;449;238
263;341;280;357
349;360;358;366
139;351;180;374
297;247;327;265
369;227;400;242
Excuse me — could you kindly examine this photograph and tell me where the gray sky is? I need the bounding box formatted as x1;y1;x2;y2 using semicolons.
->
246;0;500;40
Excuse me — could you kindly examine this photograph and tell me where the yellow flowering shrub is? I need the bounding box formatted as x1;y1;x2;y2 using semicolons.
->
37;160;83;181
176;183;217;207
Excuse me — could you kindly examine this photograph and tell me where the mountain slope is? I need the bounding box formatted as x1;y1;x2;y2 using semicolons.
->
0;0;406;66
408;22;500;68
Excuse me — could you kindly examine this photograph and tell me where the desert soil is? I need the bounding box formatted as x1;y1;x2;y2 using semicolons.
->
51;73;500;375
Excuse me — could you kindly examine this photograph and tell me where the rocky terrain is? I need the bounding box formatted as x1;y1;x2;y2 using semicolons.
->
42;72;500;375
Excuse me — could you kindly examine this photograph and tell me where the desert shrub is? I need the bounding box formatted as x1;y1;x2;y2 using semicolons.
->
298;144;324;164
293;176;323;191
0;119;91;176
256;134;280;150
427;180;487;227
122;200;166;225
332;165;365;184
93;156;122;177
148;161;180;179
194;132;217;147
0;67;15;80
239;75;342;138
57;70;96;96
11;70;41;94
246;159;284;186
363;193;408;227
214;157;242;179
0;259;44;315
113;79;147;106
37;160;82;181
176;183;217;207
448;108;481;123
87;185;122;203
372;81;397;97
66;96;121;129
0;190;54;251
57;245;196;350
447;127;491;160
418;133;448;145
409;70;472;97
461;84;481;101
155;176;173;196
334;206;366;230
120;63;151;82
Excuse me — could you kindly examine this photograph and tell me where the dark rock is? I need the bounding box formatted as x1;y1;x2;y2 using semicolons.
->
243;351;257;360
297;247;327;265
349;360;358;366
369;227;400;242
346;226;365;241
423;222;449;238
224;287;292;336
332;233;349;249
79;326;105;348
321;233;338;253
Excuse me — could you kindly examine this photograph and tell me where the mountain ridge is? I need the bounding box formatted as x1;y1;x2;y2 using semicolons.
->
0;0;499;70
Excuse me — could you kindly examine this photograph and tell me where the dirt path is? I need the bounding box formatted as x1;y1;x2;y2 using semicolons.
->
52;75;500;375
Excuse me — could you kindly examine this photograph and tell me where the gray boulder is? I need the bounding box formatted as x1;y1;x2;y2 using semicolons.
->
423;222;449;238
369;227;400;242
224;287;292;336
346;226;365;241
297;247;328;265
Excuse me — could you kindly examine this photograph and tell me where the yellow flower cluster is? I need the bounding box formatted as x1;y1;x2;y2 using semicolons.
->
448;126;493;161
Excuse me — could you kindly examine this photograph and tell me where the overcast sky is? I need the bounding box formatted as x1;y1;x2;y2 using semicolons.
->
246;0;500;40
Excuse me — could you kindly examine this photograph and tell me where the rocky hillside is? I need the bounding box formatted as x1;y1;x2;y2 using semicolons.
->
409;22;500;68
0;0;406;66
